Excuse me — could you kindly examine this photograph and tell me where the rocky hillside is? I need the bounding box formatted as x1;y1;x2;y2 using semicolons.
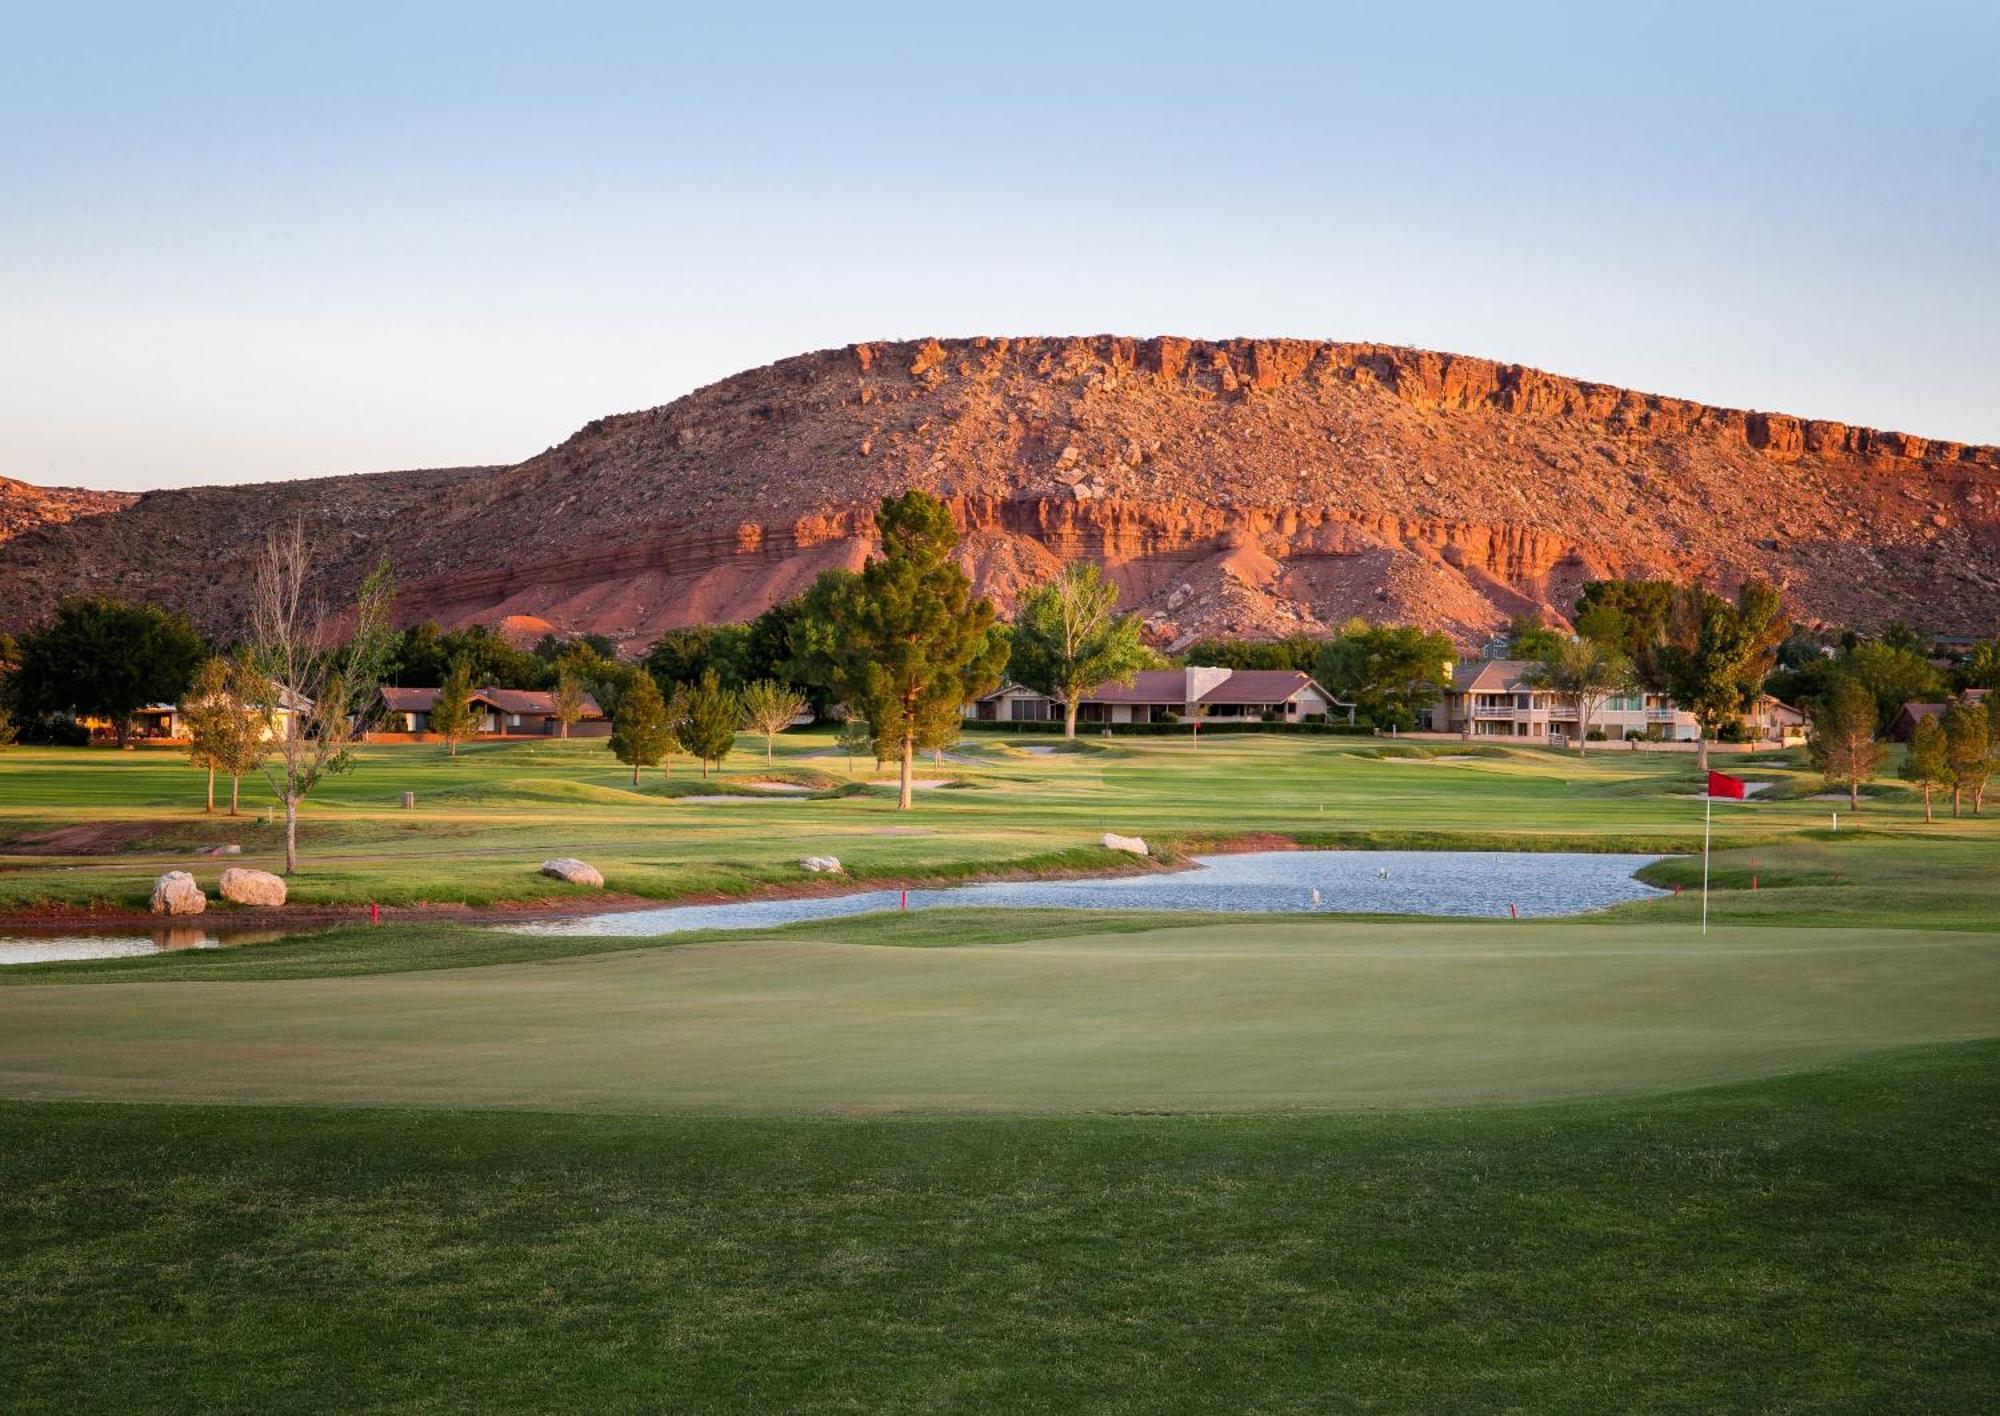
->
2;337;1996;649
0;476;134;546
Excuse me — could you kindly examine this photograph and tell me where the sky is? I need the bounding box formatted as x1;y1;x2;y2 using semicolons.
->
2;2;1996;491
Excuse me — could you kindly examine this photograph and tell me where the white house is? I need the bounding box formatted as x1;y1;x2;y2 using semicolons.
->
968;667;1348;725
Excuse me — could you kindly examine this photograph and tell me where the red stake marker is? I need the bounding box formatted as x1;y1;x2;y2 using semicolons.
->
899;889;907;912
1509;902;1518;919
369;901;381;926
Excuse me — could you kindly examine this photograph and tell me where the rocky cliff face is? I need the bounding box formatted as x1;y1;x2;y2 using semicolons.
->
2;337;1996;647
0;476;134;546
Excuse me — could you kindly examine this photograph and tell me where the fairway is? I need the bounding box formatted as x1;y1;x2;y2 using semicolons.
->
6;919;1997;1112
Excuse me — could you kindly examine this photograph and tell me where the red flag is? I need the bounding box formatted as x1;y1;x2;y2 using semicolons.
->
1707;770;1747;800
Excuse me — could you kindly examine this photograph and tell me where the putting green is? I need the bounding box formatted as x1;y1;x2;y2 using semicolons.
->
4;920;1997;1113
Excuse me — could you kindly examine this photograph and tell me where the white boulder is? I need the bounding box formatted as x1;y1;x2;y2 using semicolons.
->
800;856;843;874
541;858;605;888
197;843;242;857
218;868;287;907
150;871;207;916
1101;832;1149;857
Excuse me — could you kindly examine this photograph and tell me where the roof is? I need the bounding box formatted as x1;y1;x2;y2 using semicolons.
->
1194;670;1324;705
380;685;603;717
1450;658;1531;693
1083;669;1198;705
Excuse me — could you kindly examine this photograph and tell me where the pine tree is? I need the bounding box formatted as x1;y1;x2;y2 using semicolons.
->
1944;701;1993;817
738;679;807;764
1808;675;1886;809
678;669;739;778
1009;563;1153;739
608;673;671;784
1903;714;1950;823
825;491;1006;809
429;658;482;758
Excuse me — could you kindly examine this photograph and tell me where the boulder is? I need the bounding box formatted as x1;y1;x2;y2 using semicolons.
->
218;868;287;907
800;856;843;874
197;843;242;857
150;871;206;916
1101;832;1149;857
541;858;605;888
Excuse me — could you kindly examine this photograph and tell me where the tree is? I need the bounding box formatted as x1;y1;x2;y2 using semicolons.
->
1506;612;1566;661
824;491;1006;810
429;658;481;758
1839;641;1945;732
739;679;807;764
1314;623;1454;731
1521;638;1636;756
659;682;692;777
1573;579;1680;689
1659;579;1787;771
1175;632;1325;672
1808;676;1886;810
183;656;270;813
678;669;740;778
251;523;396;874
836;714;875;773
1009;563;1153;739
1903;714;1951;823
550;668;589;740
643;624;754;693
12;596;207;746
1958;637;2000;692
1943;701;1993;817
608;673;671;785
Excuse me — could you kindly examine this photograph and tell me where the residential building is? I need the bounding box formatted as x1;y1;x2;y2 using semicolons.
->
1889;687;1990;743
1431;660;1806;745
374;685;607;738
967;667;1347;726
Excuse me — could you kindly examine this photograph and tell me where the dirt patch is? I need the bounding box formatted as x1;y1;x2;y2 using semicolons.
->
4;822;167;856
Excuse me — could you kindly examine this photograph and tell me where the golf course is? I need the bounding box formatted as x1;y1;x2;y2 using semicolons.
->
3;731;1996;1409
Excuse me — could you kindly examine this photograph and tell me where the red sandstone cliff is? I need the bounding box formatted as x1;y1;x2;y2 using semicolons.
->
1;338;1995;647
0;476;134;547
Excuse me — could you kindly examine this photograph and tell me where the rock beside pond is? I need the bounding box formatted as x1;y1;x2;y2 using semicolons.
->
150;871;206;915
1101;832;1149;857
800;855;843;874
541;858;604;888
218;868;287;907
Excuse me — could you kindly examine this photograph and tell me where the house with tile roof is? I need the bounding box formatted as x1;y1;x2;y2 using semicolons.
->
1889;687;1990;743
373;685;607;739
968;667;1348;726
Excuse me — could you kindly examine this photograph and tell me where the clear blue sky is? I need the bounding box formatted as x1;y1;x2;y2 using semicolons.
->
3;2;1995;490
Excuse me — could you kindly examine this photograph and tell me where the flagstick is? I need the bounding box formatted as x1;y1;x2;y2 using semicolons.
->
1701;792;1711;937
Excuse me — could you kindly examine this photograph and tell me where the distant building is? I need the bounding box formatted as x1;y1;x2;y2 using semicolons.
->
1889;687;1990;743
374;685;607;739
1431;660;1805;745
967;667;1348;726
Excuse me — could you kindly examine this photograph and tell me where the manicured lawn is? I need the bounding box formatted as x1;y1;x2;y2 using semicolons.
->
3;731;1981;911
3;916;1996;1112
4;1043;1996;1412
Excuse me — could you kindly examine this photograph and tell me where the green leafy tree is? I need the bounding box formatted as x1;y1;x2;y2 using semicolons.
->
0;703;14;749
608;673;672;785
644;624;754;693
1174;633;1326;672
738;679;807;764
1573;579;1678;688
659;682;692;777
1943;701;1993;817
550;668;589;740
1902;714;1951;823
779;570;860;717
429;658;482;758
1840;641;1945;732
1506;612;1566;661
13;596;207;746
1808;676;1887;810
678;669;740;778
1660;579;1788;771
1958;637;2000;691
1313;624;1453;731
835;714;875;773
183;656;270;813
1521;638;1636;756
1009;563;1153;739
825;491;1006;810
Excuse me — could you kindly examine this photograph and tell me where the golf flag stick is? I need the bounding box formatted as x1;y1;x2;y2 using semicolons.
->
1702;770;1747;936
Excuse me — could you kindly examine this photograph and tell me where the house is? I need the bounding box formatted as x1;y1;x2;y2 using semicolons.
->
1889;687;1990;743
967;667;1348;726
90;686;311;744
1431;660;1807;745
374;685;608;739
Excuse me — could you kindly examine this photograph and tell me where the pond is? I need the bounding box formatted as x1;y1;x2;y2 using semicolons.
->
0;924;295;966
506;850;1669;939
